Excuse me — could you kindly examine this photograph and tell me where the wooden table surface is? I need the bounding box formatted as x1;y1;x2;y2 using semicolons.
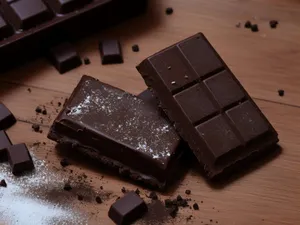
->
1;0;300;224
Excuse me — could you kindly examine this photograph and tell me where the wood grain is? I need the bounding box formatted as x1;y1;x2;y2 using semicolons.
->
0;0;300;224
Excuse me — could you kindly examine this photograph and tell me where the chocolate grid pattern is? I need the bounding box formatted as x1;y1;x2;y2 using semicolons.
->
149;34;271;162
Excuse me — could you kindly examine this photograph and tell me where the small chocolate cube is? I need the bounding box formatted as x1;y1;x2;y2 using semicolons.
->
0;130;12;161
0;103;16;130
7;143;34;175
108;191;148;225
99;40;123;65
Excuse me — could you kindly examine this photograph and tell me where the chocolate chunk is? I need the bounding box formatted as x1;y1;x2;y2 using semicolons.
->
0;179;7;187
63;183;72;191
193;203;199;210
132;44;140;52
0;130;12;161
269;20;278;29
0;103;16;130
7;143;34;175
136;33;279;178
99;40;123;64
108;191;148;225
42;109;47;115
83;57;90;65
35;106;42;113
251;24;259;32
32;124;40;132
244;21;252;28
149;191;158;200
96;196;102;204
48;75;184;189
165;7;173;15
60;158;70;167
278;89;284;97
46;0;92;14
185;190;191;195
48;42;82;74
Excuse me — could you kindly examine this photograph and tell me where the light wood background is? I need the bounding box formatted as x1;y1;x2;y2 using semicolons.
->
1;0;300;224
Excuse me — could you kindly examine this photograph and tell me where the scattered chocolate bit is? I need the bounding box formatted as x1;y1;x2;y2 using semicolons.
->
165;7;173;15
43;142;46;145
27;88;31;93
83;174;87;179
165;199;173;208
99;40;123;64
135;188;140;195
193;203;199;210
32;124;40;132
169;205;178;218
210;219;213;222
60;158;70;167
100;186;103;190
0;179;7;187
39;130;43;133
201;201;203;203
269;20;278;29
109;192;147;225
63;183;72;191
149;191;158;200
58;102;62;107
83;57;91;65
142;200;170;224
78;195;83;201
42;109;47;115
244;21;252;28
121;187;126;193
187;215;193;221
35;106;42;113
278;89;284;97
185;190;191;195
0;103;16;130
132;44;140;52
235;22;241;28
96;196;102;204
176;195;182;201
251;24;259;32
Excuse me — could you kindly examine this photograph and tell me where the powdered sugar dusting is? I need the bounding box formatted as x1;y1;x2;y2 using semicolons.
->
65;78;179;164
0;153;88;225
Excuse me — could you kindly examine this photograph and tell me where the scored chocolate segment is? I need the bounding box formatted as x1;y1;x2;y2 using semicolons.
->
0;0;52;30
137;32;279;177
45;0;92;14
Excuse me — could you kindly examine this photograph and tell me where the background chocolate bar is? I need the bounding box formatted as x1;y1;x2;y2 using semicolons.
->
137;33;279;178
48;75;184;189
0;0;147;71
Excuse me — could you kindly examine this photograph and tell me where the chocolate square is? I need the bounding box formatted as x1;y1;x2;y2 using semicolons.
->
99;40;123;64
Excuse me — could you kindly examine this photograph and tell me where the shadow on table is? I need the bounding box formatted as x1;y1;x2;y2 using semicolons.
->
55;142;190;194
191;144;282;189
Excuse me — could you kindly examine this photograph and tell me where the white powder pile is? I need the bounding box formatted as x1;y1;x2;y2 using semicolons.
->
0;154;88;225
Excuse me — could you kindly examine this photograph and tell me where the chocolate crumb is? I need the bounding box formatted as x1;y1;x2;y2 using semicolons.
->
35;106;42;113
165;7;173;15
169;205;178;218
135;188;140;195
185;190;191;195
27;88;31;93
60;158;70;167
210;219;213;222
278;89;284;96
132;44;140;52
149;191;158;200
42;109;47;115
193;203;199;210
244;21;252;28
100;186;103;190
121;187;126;193
78;195;83;201
270;20;278;29
58;102;62;107
0;179;7;187
43;142;46;145
95;196;102;204
201;201;203;203
63;183;72;191
39;130;43;133
164;199;173;208
187;215;193;221
235;22;241;28
176;195;182;201
251;24;259;32
32;124;40;132
83;57;91;65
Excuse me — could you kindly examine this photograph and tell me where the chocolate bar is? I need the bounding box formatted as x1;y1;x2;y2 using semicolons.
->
108;191;148;225
0;130;12;161
0;103;16;130
0;0;147;71
48;75;184;189
136;33;279;178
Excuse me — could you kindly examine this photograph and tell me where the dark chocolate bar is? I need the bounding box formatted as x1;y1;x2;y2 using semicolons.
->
0;0;147;71
48;75;184;189
136;33;279;178
0;103;16;130
108;191;148;225
0;130;12;161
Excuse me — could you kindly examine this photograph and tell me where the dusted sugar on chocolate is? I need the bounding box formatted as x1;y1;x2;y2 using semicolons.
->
108;191;148;225
137;32;279;178
48;75;183;189
0;103;16;130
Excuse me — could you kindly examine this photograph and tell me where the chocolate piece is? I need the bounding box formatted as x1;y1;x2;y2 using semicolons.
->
270;20;278;29
99;40;123;64
165;7;173;15
49;42;82;74
7;143;34;175
0;0;147;72
0;103;16;130
0;130;12;161
83;57;90;65
0;179;7;187
48;75;184;189
244;21;251;28
32;124;40;132
63;183;72;191
136;33;279;178
132;44;139;52
42;109;47;115
60;158;70;167
148;191;158;200
251;24;259;32
185;190;191;195
35;106;42;113
108;191;148;225
193;203;199;210
135;188;140;195
278;89;284;97
95;196;102;204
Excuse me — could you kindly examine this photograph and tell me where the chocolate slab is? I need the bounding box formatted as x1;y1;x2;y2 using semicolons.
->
0;103;16;130
7;143;34;175
0;130;12;161
48;42;82;74
99;40;123;64
136;33;279;178
0;0;147;71
108;191;148;225
48;75;184;189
